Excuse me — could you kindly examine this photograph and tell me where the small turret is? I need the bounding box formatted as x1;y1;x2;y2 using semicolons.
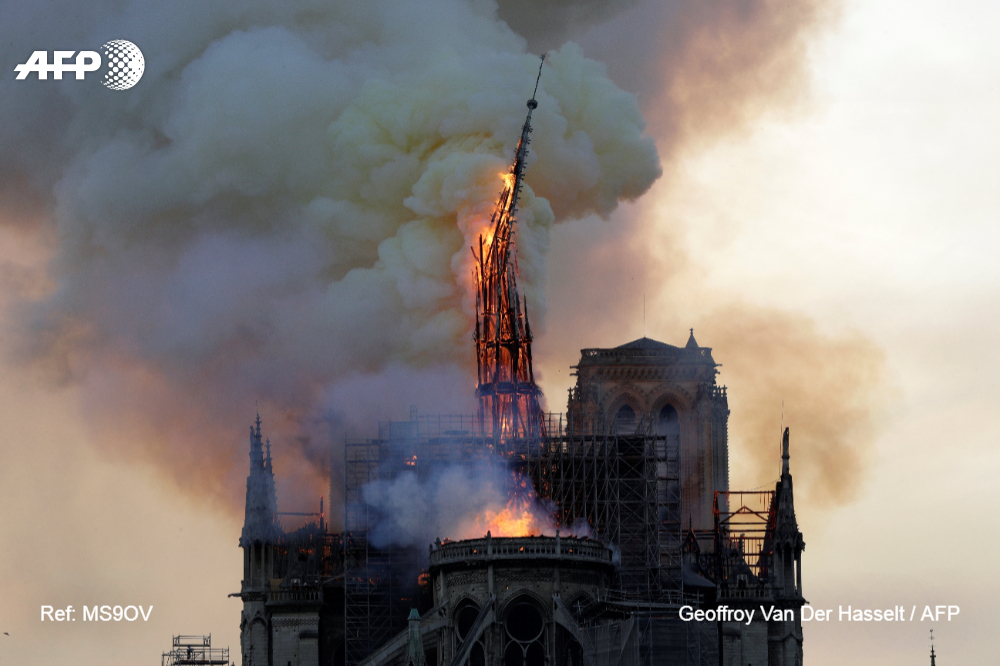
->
773;427;804;597
240;413;280;560
238;413;282;666
404;608;426;666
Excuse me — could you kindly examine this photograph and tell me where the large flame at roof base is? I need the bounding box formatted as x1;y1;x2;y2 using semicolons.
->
362;460;592;549
462;486;592;540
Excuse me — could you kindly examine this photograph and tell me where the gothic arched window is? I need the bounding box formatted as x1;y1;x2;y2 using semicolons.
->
656;404;679;437
503;598;546;666
455;600;486;666
615;404;636;434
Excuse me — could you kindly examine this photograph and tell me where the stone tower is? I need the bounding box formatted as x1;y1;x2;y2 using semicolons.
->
567;331;729;531
238;415;337;666
768;427;805;665
239;415;279;666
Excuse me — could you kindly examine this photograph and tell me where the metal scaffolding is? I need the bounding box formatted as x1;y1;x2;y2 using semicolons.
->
713;490;776;585
342;412;683;665
161;635;229;666
525;412;680;598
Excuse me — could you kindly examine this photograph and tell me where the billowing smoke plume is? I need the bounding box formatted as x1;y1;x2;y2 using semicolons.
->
497;0;644;51
532;0;888;509
0;1;659;514
538;220;887;509
650;0;840;156
363;459;590;549
1;0;878;520
694;303;887;505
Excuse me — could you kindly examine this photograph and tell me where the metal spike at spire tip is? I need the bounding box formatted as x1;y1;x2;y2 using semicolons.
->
530;53;546;104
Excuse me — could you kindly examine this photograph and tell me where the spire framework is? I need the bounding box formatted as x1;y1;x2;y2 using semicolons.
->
473;56;547;444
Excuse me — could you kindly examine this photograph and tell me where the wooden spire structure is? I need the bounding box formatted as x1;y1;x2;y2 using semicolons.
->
473;56;547;444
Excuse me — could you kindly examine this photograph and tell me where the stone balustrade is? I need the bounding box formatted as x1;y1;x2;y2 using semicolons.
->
429;535;612;568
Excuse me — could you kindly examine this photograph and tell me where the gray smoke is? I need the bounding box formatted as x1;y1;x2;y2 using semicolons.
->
0;0;660;512
363;458;591;549
496;0;644;52
2;0;866;519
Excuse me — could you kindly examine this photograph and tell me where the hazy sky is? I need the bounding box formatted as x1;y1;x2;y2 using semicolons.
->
616;0;997;661
1;0;997;664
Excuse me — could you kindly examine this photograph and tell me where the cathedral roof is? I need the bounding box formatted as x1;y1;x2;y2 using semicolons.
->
683;567;717;589
614;337;680;351
576;330;716;368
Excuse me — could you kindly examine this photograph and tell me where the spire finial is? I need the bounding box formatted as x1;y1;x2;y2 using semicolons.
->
929;629;936;666
530;53;546;104
685;328;699;349
781;427;790;477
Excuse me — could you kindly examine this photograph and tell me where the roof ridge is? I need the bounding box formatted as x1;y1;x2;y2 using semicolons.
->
614;336;678;350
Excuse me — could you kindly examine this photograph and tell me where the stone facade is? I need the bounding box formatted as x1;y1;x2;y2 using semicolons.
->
238;335;806;666
567;333;729;531
360;535;619;666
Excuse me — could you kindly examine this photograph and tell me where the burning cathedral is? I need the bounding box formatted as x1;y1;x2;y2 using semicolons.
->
236;60;806;666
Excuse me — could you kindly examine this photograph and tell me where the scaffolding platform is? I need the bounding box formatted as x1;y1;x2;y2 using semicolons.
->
161;635;229;666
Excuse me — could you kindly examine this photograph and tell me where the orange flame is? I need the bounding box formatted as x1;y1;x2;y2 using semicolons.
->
463;486;593;539
500;171;514;192
482;172;514;250
473;495;549;537
464;171;515;298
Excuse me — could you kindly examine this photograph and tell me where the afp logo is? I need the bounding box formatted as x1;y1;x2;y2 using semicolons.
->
14;40;144;90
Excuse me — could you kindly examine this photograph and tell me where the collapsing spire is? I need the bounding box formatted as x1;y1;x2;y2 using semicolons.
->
473;56;547;443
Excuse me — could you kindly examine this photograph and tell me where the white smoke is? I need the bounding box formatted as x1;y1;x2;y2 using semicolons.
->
362;458;591;548
0;0;660;509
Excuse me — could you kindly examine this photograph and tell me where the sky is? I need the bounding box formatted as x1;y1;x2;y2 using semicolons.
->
1;0;997;663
